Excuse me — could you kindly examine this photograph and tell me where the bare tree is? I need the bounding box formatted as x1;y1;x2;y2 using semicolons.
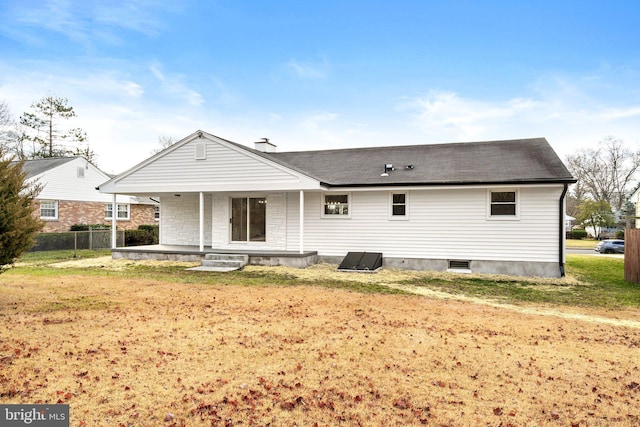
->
566;136;640;211
150;135;176;155
0;100;19;159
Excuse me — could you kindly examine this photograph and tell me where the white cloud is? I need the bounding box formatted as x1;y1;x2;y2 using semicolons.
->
400;79;640;159
286;57;329;80
149;62;204;107
0;0;179;48
404;90;534;138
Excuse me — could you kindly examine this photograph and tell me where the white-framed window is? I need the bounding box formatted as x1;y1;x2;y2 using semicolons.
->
488;190;519;219
105;203;130;220
389;192;408;219
231;197;267;242
322;193;350;217
40;200;58;220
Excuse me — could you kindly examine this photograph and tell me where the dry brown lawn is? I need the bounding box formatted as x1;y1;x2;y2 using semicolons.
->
1;260;640;426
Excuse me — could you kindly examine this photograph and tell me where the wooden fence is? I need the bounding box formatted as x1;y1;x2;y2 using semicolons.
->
624;228;640;283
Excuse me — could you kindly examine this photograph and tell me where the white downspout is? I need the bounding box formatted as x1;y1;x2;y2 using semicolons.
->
199;192;204;252
299;190;304;254
111;193;117;249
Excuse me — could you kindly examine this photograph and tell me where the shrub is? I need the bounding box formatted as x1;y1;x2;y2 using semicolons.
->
124;225;159;246
0;154;44;271
616;230;625;240
571;229;587;240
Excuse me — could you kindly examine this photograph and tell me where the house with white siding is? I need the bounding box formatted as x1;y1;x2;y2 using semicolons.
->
21;157;157;232
98;130;576;277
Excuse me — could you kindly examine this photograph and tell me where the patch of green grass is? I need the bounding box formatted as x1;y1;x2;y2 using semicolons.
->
566;239;598;249
124;264;410;295
18;249;112;264
564;255;640;307
7;250;640;307
400;274;576;305
399;254;640;308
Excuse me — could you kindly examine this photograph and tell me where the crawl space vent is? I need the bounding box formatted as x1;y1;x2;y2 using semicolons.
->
338;252;383;273
448;260;471;272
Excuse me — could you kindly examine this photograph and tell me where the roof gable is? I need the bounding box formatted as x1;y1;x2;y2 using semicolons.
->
18;157;129;203
99;130;322;194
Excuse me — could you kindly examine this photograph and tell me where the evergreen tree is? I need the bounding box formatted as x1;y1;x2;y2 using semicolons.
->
19;95;91;160
0;149;43;272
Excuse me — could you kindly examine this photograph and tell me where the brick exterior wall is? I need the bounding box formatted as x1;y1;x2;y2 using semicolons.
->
37;199;157;233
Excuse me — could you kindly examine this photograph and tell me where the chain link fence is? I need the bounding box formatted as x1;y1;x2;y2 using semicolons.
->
29;230;125;252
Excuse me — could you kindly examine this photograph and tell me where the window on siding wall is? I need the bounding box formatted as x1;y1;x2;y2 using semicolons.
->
105;203;130;220
40;200;58;219
323;194;350;216
489;191;517;217
390;192;407;218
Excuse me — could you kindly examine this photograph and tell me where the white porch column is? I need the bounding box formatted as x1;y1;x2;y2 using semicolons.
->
111;193;117;249
299;190;304;254
211;196;216;249
199;192;204;252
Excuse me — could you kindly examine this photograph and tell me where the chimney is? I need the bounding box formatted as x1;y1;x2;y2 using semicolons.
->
254;137;276;153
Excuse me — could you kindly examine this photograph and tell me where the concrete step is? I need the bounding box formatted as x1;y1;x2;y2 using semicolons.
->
187;253;249;272
204;253;249;264
186;265;240;273
201;259;245;269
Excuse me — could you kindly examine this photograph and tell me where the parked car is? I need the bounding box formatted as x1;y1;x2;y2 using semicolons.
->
594;239;625;254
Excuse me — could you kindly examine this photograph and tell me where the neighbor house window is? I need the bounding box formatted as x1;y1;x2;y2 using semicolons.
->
105;203;130;220
390;192;408;219
323;194;350;216
40;200;58;220
489;190;518;217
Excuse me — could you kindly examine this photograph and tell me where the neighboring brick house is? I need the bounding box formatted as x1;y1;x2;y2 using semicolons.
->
21;157;157;232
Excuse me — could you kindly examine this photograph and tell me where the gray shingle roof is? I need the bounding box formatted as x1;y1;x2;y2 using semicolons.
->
267;137;575;186
18;157;77;179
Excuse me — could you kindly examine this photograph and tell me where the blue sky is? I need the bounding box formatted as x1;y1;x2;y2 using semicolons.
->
1;0;639;173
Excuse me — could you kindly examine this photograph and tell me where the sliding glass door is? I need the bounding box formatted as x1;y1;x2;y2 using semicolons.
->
231;197;266;242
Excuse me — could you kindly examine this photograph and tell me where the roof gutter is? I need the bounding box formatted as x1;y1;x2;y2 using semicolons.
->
559;183;569;277
323;179;577;188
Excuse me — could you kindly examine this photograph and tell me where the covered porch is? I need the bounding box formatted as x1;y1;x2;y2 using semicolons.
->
112;244;318;268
